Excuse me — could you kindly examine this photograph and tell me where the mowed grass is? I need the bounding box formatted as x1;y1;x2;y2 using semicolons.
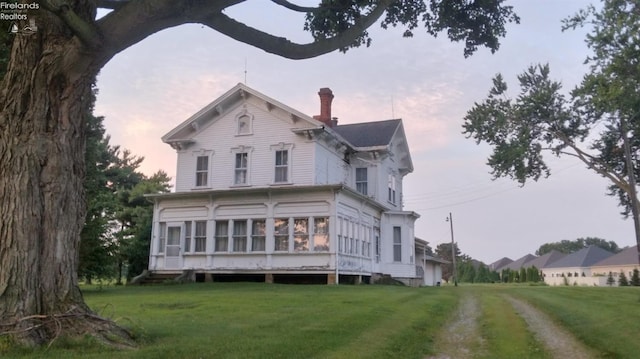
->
476;288;550;359
4;284;639;358
3;283;457;359
506;286;640;358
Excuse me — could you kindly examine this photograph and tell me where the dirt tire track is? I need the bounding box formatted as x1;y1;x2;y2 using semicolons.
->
426;293;484;359
504;295;596;359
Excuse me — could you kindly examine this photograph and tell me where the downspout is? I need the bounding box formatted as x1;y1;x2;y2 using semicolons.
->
334;187;341;285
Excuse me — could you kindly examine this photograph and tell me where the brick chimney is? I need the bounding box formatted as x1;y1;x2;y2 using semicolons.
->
313;88;335;127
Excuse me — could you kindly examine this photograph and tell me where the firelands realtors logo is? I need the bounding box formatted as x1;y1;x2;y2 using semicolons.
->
2;2;39;35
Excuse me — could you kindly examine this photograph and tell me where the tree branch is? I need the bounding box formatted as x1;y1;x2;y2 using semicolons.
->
96;0;392;65
553;131;631;193
201;0;393;59
270;0;318;13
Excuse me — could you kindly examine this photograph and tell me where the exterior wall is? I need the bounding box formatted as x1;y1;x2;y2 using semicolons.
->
378;212;417;278
542;266;592;280
149;188;337;274
174;98;317;192
543;264;640;286
544;276;609;286
350;156;379;199
314;143;349;186
591;264;640;280
334;193;378;276
372;157;402;211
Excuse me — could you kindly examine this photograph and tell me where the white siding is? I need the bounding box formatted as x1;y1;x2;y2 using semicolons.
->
174;98;316;192
314;143;349;185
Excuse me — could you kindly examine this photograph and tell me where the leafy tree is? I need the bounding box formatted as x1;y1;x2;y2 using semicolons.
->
435;242;461;283
462;0;640;268
631;268;640;286
536;237;620;256
607;272;616;286
457;257;476;283
474;264;492;283
0;0;519;345
618;271;629;286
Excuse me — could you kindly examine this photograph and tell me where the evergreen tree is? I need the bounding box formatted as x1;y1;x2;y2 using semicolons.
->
78;111;120;283
618;271;629;286
631;268;640;286
607;271;616;286
120;171;171;281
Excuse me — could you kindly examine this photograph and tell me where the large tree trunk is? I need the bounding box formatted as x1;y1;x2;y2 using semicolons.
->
0;6;132;347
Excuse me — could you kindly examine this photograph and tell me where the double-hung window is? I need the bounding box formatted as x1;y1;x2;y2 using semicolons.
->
356;168;368;195
215;221;229;252
158;222;166;254
234;152;248;185
388;175;396;204
195;156;209;187
275;150;289;183
184;221;192;252
274;218;289;251
194;221;206;252
313;217;329;252
232;220;247;252
393;226;402;262
251;220;266;251
294;218;309;252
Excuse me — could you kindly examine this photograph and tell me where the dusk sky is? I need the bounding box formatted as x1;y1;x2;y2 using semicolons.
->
94;0;635;264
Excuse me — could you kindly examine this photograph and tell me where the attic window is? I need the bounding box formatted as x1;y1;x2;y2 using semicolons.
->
236;111;253;136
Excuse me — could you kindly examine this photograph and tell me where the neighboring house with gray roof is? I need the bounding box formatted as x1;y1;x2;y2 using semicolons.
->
488;257;513;271
145;84;442;286
524;250;566;273
542;246;615;286
498;254;537;272
590;246;639;285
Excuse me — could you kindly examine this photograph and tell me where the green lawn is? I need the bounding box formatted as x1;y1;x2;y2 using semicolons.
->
3;284;639;358
4;283;457;358
504;285;640;358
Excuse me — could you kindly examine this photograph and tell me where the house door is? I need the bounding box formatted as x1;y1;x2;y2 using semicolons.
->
165;225;182;269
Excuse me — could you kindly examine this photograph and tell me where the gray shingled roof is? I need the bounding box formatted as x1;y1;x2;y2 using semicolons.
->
591;245;639;267
333;119;401;147
545;245;614;268
500;254;537;271
489;257;513;271
524;250;566;269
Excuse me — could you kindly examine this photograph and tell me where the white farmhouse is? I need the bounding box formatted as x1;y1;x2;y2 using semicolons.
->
145;84;440;285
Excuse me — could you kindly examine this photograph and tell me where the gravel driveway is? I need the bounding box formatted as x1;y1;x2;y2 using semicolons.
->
427;292;596;359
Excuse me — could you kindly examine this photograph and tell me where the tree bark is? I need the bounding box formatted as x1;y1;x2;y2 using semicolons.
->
0;7;132;347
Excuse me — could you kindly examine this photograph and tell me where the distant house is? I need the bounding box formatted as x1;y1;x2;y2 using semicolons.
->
497;254;536;272
542;246;615;286
590;246;639;285
145;83;443;285
522;250;566;273
488;257;513;272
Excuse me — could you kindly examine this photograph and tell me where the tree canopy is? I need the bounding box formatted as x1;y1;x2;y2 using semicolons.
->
535;237;620;256
462;0;640;260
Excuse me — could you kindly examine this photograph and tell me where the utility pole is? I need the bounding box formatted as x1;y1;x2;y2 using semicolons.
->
447;212;457;286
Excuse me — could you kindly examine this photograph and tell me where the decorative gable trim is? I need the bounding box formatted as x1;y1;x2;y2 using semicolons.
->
162;83;325;147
